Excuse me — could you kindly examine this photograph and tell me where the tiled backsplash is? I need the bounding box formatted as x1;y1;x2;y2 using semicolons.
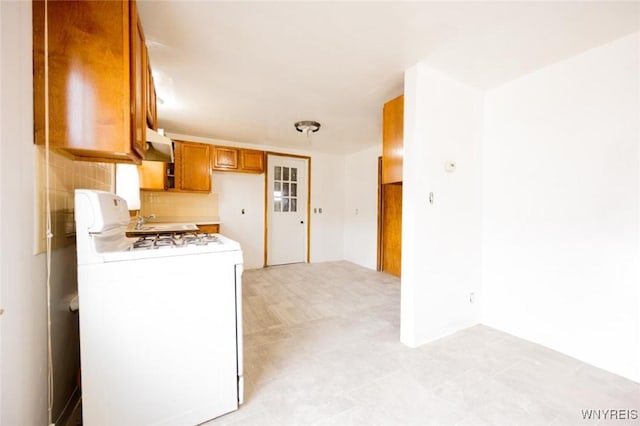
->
35;146;114;253
140;190;219;219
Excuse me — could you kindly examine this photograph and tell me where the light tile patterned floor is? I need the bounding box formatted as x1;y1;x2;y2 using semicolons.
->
208;261;639;426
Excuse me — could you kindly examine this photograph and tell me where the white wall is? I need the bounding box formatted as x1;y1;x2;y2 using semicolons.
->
482;32;640;382
343;145;381;270
1;1;49;424
213;171;265;269
1;4;3;415
309;151;345;263
401;64;483;347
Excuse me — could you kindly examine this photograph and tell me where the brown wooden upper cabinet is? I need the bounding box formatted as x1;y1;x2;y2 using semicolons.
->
137;161;166;191
382;95;404;184
33;0;151;163
211;147;239;171
138;141;216;193
239;149;265;173
211;146;265;174
174;141;211;193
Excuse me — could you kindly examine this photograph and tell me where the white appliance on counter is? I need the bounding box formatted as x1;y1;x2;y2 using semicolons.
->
74;189;243;425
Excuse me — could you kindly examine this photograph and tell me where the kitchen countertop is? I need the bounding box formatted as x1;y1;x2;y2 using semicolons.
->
126;217;221;236
147;216;221;225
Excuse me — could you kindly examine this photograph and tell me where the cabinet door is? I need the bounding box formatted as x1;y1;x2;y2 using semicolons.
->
382;95;403;184
240;149;265;173
175;142;211;192
130;3;147;158
33;1;141;162
212;147;239;171
146;58;157;130
137;161;166;190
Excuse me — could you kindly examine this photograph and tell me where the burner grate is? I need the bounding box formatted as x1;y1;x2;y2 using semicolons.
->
131;232;222;250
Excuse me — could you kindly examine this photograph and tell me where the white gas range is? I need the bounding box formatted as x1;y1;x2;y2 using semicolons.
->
74;189;243;425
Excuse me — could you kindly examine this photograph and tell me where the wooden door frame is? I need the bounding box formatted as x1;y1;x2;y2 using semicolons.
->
377;156;383;271
263;152;312;267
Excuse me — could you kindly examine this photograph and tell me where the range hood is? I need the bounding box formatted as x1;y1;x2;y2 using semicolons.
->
144;128;174;162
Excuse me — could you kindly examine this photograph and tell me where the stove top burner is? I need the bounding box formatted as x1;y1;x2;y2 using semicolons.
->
131;233;222;250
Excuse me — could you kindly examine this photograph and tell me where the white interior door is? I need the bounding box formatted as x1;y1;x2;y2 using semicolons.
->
267;155;308;266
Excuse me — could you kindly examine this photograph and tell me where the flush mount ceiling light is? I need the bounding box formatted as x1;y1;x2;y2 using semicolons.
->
294;120;321;141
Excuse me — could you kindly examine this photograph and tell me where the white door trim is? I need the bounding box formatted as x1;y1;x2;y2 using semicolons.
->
264;153;311;266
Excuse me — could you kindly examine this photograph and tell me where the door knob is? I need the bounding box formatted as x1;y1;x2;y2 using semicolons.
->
300;221;304;224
